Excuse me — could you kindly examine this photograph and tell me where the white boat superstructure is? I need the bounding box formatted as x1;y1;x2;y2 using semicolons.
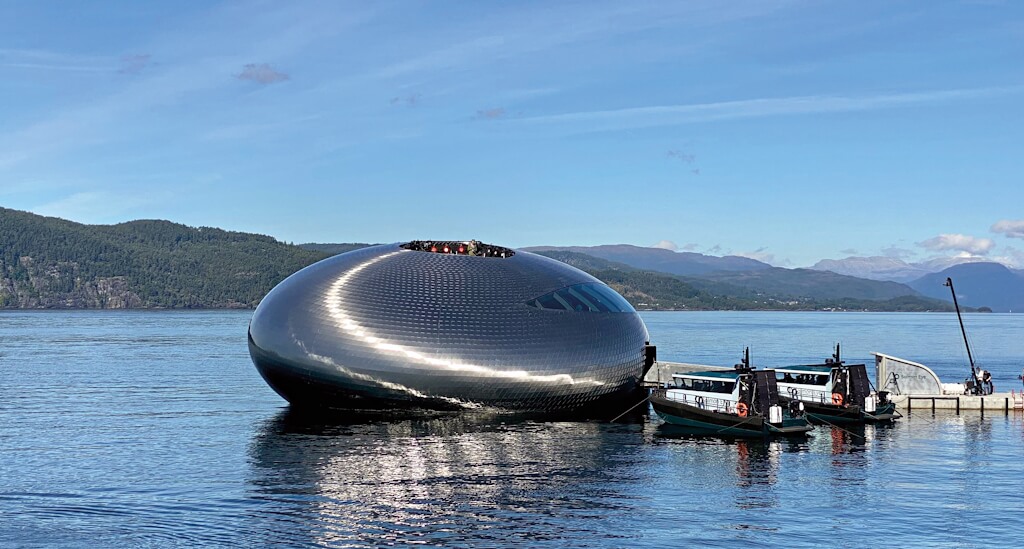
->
665;371;753;416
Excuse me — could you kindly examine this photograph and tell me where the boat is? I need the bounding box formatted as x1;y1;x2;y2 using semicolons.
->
775;344;899;424
649;349;813;438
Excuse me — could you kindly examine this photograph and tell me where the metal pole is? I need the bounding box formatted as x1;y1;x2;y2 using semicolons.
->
945;277;978;387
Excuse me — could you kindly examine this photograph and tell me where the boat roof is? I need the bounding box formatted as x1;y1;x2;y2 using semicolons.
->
774;364;834;374
671;370;740;381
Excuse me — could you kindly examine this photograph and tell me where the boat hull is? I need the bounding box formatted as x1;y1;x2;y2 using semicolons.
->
650;393;811;438
780;396;899;424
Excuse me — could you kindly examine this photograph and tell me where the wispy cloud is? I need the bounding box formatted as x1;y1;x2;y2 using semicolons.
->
840;248;859;255
236;63;289;84
917;233;995;255
474;107;506;120
991;219;1024;239
389;93;421;107
0;48;115;72
509;86;1024;133
666;150;696;163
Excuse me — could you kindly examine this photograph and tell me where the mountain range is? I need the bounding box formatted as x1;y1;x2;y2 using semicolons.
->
529;244;1020;312
523;244;770;276
0;207;1013;311
810;255;992;283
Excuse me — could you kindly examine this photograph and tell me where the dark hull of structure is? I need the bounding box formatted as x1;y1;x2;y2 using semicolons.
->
250;333;648;416
780;396;899;424
650;393;811;438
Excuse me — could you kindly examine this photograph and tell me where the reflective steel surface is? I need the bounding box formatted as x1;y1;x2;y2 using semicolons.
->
248;244;650;410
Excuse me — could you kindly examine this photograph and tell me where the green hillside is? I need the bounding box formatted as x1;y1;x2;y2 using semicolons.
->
0;208;960;311
0;207;327;308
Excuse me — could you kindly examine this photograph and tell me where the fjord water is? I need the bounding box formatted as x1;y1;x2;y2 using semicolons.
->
2;311;1022;547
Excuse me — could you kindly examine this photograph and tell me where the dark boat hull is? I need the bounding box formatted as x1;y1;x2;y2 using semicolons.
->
780;396;899;424
650;393;812;438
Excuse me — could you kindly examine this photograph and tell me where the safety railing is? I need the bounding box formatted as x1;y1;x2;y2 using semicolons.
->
662;390;738;414
781;386;832;405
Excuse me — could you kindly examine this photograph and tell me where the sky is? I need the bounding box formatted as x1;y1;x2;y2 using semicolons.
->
1;0;1022;268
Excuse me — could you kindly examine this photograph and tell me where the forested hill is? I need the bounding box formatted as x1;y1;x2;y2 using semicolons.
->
0;207;327;308
0;207;963;311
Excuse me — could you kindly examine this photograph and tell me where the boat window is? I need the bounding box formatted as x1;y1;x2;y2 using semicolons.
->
676;378;735;393
777;372;829;386
526;283;636;313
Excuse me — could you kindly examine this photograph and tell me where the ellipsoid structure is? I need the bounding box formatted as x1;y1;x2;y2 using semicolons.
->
248;241;653;411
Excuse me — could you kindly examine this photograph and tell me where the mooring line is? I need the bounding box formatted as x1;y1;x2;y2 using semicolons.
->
610;395;651;423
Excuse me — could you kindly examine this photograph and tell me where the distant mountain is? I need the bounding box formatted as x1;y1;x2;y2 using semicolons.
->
694;267;920;301
523;244;770;276
907;262;1024;313
810;256;929;282
810;255;991;282
532;250;952;312
299;242;374;255
529;250;636;272
0;207;327;308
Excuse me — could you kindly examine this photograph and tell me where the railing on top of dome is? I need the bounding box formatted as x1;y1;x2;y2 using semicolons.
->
401;240;515;258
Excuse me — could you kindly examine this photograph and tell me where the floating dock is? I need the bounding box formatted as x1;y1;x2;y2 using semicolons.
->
875;352;1024;413
890;393;1023;413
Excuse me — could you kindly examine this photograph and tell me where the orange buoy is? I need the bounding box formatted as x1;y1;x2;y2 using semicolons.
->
736;402;748;418
831;392;844;406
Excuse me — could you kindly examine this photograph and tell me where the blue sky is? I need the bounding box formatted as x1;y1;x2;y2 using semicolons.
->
1;0;1022;267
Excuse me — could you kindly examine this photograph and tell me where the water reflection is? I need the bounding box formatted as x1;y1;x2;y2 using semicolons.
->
246;408;647;547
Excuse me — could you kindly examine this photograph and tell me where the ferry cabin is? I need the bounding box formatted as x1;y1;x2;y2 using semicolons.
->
774;365;842;406
665;370;753;416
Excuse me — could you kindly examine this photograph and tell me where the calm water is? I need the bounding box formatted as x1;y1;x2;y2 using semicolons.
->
2;311;1023;548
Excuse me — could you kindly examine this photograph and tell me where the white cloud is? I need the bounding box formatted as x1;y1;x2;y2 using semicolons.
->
991;219;1024;239
917;233;995;255
651;240;678;251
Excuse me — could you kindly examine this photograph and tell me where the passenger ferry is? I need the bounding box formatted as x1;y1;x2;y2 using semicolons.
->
650;350;813;438
775;345;899;424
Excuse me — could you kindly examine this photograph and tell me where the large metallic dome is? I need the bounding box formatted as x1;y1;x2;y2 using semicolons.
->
248;241;652;411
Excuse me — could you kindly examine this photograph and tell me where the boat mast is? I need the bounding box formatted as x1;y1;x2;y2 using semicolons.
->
944;277;978;382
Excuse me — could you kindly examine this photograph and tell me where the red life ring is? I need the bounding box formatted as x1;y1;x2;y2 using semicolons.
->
831;392;844;406
736;402;749;418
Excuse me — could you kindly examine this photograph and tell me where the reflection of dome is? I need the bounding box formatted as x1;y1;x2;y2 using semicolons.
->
248;242;652;411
